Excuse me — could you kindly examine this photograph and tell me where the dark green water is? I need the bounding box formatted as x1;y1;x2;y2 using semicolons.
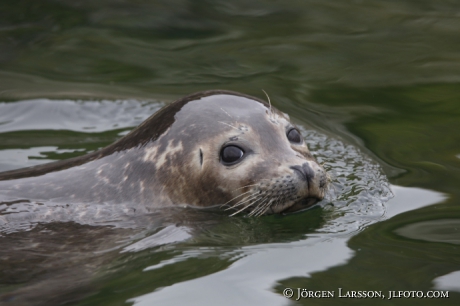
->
1;0;459;305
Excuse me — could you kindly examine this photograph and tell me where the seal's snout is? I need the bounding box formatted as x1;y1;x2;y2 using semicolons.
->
290;163;315;183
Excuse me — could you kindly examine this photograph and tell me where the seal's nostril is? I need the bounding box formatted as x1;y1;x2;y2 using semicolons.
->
290;165;305;180
290;163;315;182
302;163;315;181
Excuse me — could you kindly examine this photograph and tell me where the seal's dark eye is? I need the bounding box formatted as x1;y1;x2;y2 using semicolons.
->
221;145;244;165
287;128;302;143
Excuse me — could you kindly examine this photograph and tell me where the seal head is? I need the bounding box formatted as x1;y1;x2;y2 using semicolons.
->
141;91;327;215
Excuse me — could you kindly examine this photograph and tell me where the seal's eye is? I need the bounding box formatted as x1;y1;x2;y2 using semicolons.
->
221;145;244;165
287;128;302;143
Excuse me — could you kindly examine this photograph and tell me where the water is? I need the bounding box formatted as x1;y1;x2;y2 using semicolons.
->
1;0;460;305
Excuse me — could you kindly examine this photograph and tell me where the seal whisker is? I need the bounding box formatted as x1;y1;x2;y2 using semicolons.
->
262;89;273;121
226;192;260;210
230;183;261;192
256;192;285;217
248;194;273;217
250;201;270;217
258;194;283;217
236;194;270;216
218;121;239;131
254;198;276;217
223;180;274;206
228;180;271;193
220;107;234;119
230;194;268;217
221;190;255;208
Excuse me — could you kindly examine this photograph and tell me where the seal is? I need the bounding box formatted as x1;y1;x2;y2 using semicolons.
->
0;90;327;217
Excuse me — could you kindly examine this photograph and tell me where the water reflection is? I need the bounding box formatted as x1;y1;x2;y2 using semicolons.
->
0;99;161;134
433;271;460;293
128;186;445;306
395;219;460;245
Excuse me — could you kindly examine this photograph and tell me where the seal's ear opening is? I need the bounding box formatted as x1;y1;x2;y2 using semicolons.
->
199;149;203;167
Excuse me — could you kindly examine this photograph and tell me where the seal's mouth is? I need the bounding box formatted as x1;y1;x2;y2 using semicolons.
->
279;197;322;214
